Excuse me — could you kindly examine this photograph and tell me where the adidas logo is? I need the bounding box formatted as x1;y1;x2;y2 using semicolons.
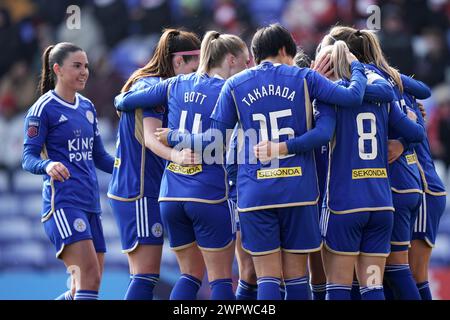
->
58;114;68;123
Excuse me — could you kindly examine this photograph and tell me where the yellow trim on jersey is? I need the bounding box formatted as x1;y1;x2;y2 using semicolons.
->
324;242;359;256
391;187;423;194
159;163;229;204
114;158;121;168
241;246;281;256
405;153;417;165
237;196;319;213
415;152;447;196
199;240;235;252
167;162;202;175
352;168;387;179
158;196;227;204
425;190;447;196
171;241;197;251
39;145;57;223
360;251;390;257
282;242;323;254
390;241;410;245
107;110;146;202
303;79;313;131
256;166;302;179
329;206;395;215
122;241;140;254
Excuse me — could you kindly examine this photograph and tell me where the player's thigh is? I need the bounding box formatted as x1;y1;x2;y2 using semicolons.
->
409;239;432;282
173;243;206;280
322;248;356;285
252;251;282;279
356;255;386;287
201;241;235;282
235;231;256;282
128;244;163;275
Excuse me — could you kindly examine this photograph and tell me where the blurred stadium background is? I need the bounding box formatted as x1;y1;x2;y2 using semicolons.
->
1;0;450;300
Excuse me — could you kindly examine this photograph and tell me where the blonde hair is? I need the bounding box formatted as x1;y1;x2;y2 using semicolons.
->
197;31;246;74
316;41;351;80
323;26;403;92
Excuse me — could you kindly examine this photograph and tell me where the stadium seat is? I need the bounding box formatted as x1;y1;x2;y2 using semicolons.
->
2;243;47;269
13;171;43;194
0;217;32;243
0;194;20;217
0;171;9;193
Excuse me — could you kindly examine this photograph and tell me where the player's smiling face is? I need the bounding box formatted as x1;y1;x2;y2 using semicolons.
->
55;50;89;92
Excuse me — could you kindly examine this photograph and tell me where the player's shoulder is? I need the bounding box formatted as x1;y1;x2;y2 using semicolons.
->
132;76;161;90
228;63;309;89
76;92;96;111
26;91;55;118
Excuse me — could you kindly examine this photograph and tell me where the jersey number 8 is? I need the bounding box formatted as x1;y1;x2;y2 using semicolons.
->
356;112;377;160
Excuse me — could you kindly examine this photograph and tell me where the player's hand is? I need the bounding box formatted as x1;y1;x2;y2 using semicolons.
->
254;141;288;162
171;148;200;166
155;128;172;147
388;139;404;164
418;102;426;120
46;162;70;182
312;54;334;79
406;107;418;122
345;47;358;64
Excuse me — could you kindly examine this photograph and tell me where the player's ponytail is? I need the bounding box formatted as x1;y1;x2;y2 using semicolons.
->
331;40;352;80
197;30;247;74
323;26;404;92
38;42;83;95
359;30;403;92
122;28;201;92
39;45;55;95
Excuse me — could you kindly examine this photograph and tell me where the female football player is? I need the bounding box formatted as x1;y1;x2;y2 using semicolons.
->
320;27;429;299
107;28;201;300
22;42;114;300
115;30;250;300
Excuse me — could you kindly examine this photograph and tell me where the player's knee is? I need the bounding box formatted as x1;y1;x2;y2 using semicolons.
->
387;250;408;265
240;263;257;283
79;263;102;290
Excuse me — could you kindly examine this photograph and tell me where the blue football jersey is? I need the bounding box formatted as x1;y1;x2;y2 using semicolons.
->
24;90;102;220
158;73;228;203
210;61;367;212
313;103;329;209
326;79;394;213
225;124;240;202
365;64;423;194
108;77;165;201
404;93;446;196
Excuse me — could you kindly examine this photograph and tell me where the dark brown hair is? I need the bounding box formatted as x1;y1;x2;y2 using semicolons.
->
39;42;83;95
121;28;201;92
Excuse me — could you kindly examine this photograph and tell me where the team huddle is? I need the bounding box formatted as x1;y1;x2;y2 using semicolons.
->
22;23;446;300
